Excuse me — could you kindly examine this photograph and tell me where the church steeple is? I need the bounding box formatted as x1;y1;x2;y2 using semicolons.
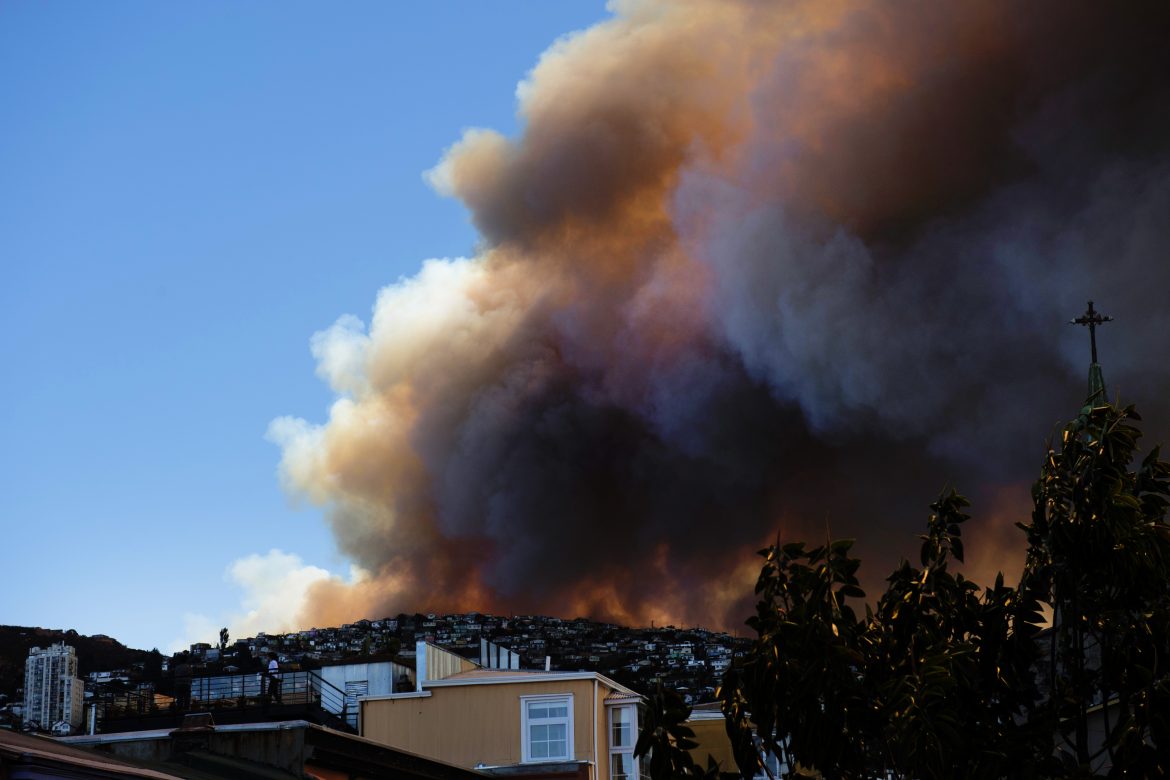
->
1070;300;1112;406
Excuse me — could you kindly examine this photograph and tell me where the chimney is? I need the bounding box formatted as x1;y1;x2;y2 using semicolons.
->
416;640;427;692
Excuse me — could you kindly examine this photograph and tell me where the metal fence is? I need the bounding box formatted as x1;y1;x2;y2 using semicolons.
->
89;669;356;733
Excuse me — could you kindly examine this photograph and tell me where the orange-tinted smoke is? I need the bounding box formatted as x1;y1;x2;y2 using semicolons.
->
271;0;1170;633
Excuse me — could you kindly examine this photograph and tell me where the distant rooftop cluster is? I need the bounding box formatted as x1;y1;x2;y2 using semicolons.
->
210;612;747;706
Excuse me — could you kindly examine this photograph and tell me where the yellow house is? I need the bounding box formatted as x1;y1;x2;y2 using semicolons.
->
685;703;790;778
683;704;737;773
360;642;646;780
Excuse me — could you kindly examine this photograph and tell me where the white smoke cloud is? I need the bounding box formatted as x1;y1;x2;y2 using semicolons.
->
167;549;363;653
310;314;371;398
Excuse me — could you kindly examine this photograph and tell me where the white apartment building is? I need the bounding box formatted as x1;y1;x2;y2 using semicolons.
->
24;642;84;734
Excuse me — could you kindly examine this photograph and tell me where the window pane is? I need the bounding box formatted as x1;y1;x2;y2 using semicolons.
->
611;707;633;748
612;753;635;780
526;697;571;762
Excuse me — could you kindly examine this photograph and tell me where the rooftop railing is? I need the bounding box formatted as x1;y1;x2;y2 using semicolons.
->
89;669;356;734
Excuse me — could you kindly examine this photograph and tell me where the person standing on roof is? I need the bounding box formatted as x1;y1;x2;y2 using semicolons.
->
266;653;282;703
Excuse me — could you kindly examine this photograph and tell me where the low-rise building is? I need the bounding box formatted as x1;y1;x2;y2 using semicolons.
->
361;642;646;780
55;716;488;780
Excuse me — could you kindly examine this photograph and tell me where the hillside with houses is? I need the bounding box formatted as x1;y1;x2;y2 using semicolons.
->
204;612;747;705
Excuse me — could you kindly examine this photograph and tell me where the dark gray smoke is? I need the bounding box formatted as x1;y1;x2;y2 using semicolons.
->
270;0;1170;630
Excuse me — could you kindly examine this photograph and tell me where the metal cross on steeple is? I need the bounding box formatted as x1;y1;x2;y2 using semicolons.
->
1070;300;1112;365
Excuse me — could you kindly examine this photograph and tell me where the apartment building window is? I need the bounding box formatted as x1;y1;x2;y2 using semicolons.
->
609;705;646;780
521;694;574;763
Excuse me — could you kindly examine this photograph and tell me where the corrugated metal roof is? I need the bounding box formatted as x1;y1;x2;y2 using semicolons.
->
423;668;642;698
443;669;548;680
603;691;642;703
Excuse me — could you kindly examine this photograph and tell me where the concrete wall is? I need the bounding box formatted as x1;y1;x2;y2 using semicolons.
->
85;727;309;775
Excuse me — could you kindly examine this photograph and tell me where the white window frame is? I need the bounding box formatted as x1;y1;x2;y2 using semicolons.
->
520;693;574;764
608;704;644;780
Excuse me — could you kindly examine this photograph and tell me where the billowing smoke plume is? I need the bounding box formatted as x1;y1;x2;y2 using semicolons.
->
271;0;1170;630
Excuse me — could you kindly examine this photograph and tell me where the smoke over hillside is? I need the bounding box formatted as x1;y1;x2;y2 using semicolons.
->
270;0;1170;630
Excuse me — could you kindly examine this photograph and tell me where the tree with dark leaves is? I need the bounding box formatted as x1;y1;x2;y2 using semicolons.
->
635;683;730;780
1020;402;1170;774
642;400;1170;779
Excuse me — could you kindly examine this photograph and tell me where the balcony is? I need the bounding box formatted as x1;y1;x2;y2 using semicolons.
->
89;669;357;735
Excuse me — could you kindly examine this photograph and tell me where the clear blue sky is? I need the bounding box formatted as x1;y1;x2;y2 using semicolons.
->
0;1;610;652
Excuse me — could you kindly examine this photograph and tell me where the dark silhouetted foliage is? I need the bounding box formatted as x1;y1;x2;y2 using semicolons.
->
639;401;1170;779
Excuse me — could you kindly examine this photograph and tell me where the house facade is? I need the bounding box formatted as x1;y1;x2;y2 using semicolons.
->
361;642;646;780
